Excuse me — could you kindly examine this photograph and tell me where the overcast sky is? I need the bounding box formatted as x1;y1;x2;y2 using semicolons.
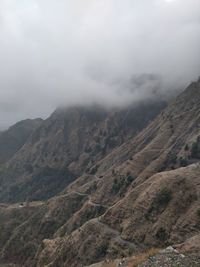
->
0;0;200;129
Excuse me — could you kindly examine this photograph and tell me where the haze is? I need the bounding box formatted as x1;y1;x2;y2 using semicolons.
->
0;0;200;129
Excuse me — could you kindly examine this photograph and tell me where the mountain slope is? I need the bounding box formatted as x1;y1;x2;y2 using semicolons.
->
0;80;199;266
0;119;43;165
33;163;200;267
0;163;198;267
33;79;200;266
0;101;165;203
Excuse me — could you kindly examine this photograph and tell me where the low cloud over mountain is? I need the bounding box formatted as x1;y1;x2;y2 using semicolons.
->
0;0;199;128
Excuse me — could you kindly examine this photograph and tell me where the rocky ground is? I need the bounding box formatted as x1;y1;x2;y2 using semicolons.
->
138;250;200;267
87;247;200;267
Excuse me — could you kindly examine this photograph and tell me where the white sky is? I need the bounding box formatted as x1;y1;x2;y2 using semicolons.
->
0;0;200;128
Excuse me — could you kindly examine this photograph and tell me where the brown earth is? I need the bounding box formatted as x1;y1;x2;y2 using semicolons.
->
0;80;199;266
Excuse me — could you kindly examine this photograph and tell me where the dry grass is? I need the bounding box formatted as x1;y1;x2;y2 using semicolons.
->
127;248;160;267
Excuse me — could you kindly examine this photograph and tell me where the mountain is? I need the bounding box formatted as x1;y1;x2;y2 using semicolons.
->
0;101;165;203
0;119;43;165
0;80;199;266
32;80;200;267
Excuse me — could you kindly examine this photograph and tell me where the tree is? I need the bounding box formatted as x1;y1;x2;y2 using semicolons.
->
179;157;188;167
191;142;200;158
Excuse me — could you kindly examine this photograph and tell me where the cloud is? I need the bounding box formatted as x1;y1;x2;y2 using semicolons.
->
0;0;199;128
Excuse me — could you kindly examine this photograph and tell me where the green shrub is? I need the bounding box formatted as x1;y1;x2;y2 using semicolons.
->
156;188;172;206
197;208;200;218
184;144;189;151
112;175;134;195
126;175;135;185
169;154;177;164
112;169;116;175
191;137;200;158
179;157;188;167
96;242;108;257
156;227;168;241
112;180;121;194
89;165;98;175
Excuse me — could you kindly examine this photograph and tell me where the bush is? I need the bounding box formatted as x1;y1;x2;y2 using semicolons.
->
179;157;188;167
191;142;199;158
126;175;135;185
197;208;200;218
156;227;168;241
112;169;116;175
89;165;98;175
169;154;177;165
96;242;108;257
112;179;121;194
156;188;172;206
191;137;200;158
184;144;189;151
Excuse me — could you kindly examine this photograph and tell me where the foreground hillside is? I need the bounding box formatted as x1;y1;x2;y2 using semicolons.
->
0;80;199;266
86;244;200;267
0;164;199;267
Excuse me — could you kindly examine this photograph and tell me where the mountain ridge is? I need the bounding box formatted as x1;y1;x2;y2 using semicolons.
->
0;100;166;203
0;80;199;266
0;118;43;166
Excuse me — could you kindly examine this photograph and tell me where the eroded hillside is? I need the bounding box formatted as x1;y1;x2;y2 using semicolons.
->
0;80;199;266
0;101;165;203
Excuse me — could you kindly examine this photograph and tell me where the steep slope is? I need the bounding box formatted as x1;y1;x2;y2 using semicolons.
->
33;79;200;266
0;101;165;203
0;119;43;165
58;79;200;209
0;80;199;266
34;163;200;267
0;163;199;267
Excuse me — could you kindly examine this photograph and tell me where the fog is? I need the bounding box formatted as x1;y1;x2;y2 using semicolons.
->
0;0;200;129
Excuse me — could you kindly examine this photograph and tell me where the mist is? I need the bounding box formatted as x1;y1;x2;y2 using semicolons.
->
0;0;200;129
